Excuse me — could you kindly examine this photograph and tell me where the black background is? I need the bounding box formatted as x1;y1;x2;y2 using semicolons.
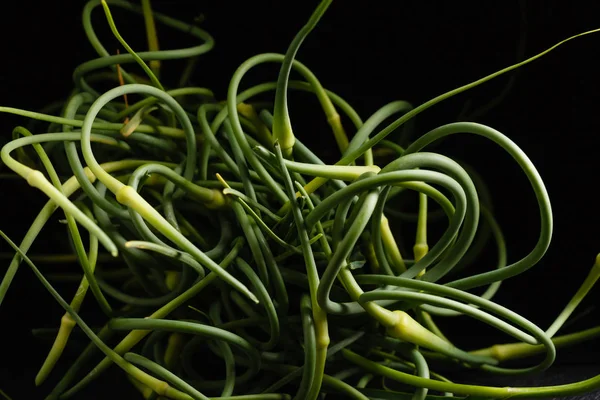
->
1;1;599;399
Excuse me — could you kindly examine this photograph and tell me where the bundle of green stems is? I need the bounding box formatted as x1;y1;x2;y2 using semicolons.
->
1;1;599;399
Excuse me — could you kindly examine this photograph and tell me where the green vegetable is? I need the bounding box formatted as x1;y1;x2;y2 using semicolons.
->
1;1;599;399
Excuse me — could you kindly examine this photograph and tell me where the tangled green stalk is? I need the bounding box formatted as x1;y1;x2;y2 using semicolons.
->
1;1;599;399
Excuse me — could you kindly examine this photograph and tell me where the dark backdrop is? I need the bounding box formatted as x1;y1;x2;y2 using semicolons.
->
1;1;599;399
